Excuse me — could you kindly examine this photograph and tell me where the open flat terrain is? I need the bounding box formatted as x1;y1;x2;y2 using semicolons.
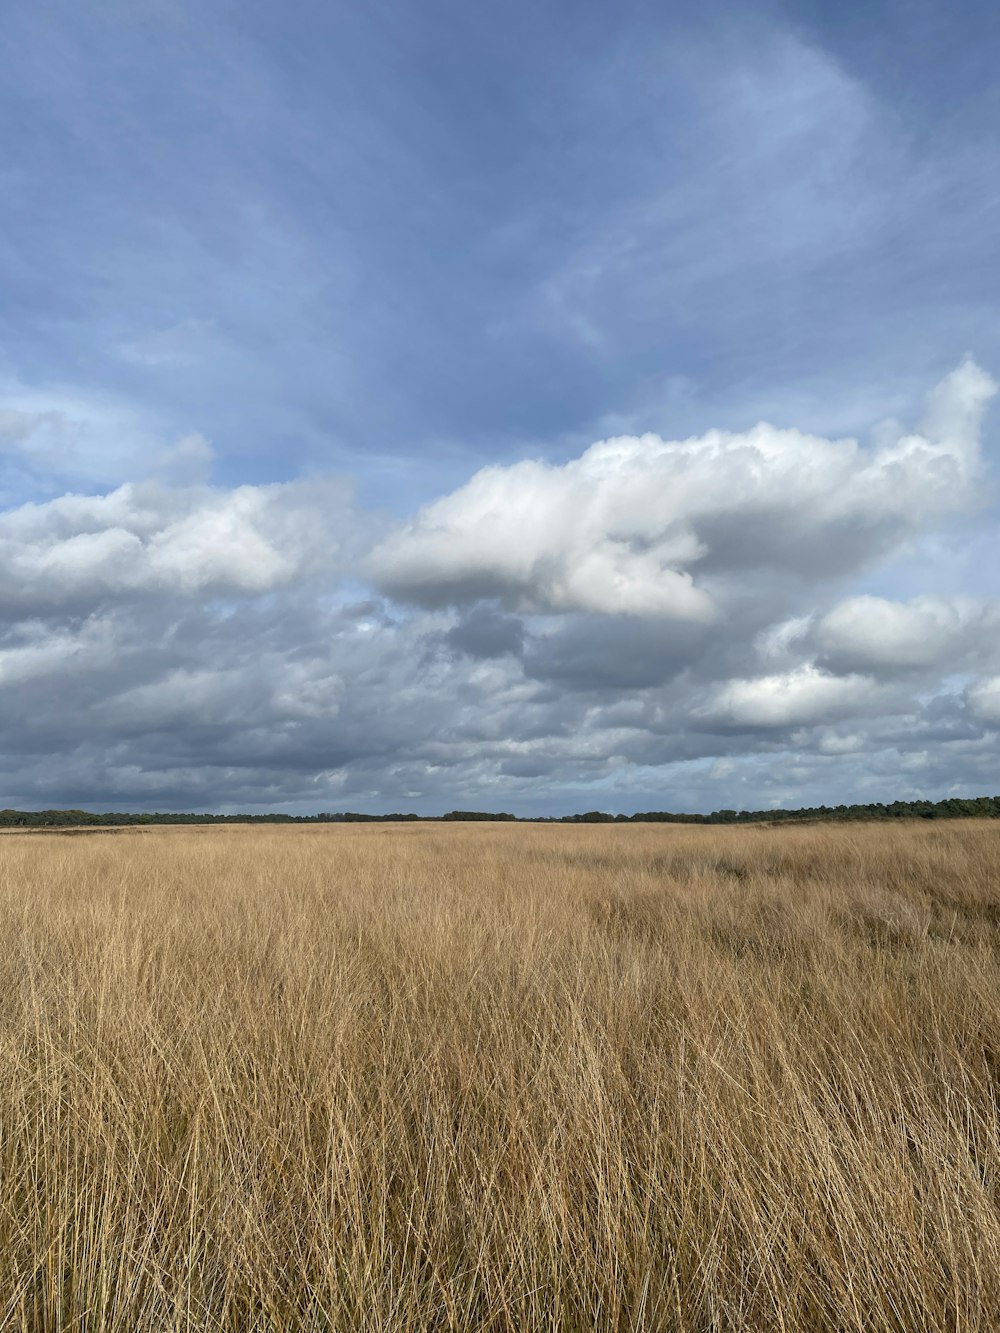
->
1;820;999;1331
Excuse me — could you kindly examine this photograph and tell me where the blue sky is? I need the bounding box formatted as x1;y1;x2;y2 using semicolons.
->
1;0;998;814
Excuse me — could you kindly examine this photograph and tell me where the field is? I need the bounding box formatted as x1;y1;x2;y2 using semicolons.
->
1;821;999;1331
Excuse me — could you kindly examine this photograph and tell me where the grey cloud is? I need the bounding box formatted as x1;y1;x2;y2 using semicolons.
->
967;677;1000;724
445;606;525;660
0;362;998;815
1;592;996;814
524;615;710;691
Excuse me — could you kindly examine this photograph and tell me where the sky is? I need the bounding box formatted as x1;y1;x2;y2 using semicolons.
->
1;0;998;815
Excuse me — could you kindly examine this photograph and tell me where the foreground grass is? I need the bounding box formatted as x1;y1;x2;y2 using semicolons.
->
0;821;998;1331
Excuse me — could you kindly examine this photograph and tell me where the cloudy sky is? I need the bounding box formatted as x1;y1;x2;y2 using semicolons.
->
1;0;999;815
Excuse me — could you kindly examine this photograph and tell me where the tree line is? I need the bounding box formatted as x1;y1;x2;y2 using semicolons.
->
0;795;998;828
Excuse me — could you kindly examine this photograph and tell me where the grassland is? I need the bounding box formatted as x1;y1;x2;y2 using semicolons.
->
0;820;998;1331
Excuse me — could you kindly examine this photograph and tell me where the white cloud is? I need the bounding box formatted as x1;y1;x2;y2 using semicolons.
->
0;476;351;612
815;595;969;670
813;593;1000;676
373;452;715;619
372;361;996;619
703;665;882;729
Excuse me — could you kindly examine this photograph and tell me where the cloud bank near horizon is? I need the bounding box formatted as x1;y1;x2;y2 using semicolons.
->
0;362;997;814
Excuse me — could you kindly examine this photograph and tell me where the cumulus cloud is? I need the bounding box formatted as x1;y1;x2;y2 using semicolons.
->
811;594;1000;676
371;360;996;619
700;665;884;729
0;477;352;614
0;361;997;814
373;457;713;618
815;595;969;671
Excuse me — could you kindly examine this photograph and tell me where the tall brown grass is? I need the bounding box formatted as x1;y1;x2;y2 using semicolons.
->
0;820;999;1330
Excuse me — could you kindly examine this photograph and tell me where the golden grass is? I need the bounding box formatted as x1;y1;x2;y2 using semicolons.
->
1;820;999;1331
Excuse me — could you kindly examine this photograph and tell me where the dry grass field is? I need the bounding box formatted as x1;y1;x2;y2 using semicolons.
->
1;820;999;1331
